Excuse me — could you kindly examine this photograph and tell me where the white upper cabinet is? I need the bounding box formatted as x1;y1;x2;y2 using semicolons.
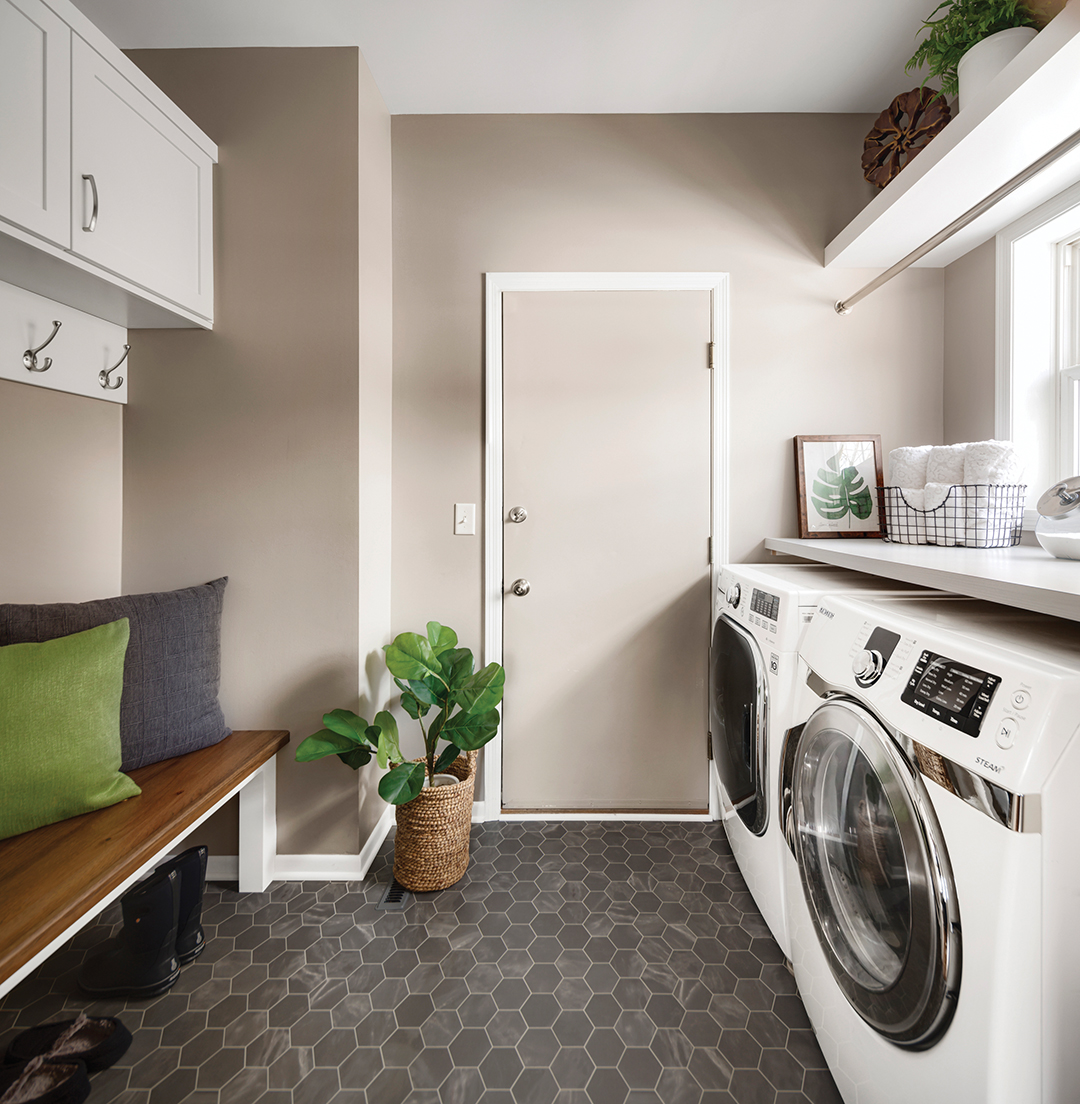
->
0;0;71;248
70;36;213;321
0;0;216;329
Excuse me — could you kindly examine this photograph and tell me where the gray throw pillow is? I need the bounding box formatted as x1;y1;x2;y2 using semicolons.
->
0;578;230;770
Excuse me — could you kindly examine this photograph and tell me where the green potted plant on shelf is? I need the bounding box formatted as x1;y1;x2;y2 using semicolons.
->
295;622;504;891
905;0;1039;105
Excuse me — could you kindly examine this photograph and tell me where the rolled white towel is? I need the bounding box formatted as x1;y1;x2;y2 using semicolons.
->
899;488;925;511
889;446;932;490
883;488;928;543
926;444;967;485
963;439;1023;484
923;482;954;511
924;482;962;545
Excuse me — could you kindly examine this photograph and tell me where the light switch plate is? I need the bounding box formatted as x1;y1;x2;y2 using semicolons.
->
454;503;476;535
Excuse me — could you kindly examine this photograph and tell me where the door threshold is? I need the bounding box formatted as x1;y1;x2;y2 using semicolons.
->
501;807;710;816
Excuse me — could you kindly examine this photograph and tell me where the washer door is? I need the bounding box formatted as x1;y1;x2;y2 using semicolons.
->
710;615;767;835
791;699;960;1048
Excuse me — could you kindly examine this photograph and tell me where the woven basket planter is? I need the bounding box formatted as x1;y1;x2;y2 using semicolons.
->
392;750;477;892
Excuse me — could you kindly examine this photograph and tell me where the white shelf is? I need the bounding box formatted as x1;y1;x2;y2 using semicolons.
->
763;537;1080;622
826;2;1080;271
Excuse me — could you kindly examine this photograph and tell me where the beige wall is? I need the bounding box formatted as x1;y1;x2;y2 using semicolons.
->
391;114;945;657
943;239;997;444
123;48;392;856
0;380;122;602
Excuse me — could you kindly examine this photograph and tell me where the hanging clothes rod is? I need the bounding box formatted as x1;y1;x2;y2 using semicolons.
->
835;124;1080;315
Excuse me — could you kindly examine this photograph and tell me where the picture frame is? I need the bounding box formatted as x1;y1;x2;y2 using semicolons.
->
794;435;885;539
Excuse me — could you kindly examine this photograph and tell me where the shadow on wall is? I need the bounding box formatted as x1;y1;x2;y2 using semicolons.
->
483;114;878;265
272;659;369;851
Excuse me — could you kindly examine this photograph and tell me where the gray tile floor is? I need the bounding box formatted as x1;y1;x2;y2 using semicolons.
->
1;821;842;1104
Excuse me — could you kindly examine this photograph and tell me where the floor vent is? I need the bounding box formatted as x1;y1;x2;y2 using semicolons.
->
376;879;409;911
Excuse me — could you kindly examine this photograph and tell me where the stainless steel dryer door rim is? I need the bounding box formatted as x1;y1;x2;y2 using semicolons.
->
710;612;769;836
782;697;961;1049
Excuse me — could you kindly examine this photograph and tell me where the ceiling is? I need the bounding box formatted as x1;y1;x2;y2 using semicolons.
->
69;0;937;115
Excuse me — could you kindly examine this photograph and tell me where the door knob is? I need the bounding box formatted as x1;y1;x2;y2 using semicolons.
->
509;506;528;523
511;578;531;596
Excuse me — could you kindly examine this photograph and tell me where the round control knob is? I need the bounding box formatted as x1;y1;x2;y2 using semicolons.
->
726;583;741;608
852;649;884;685
511;578;531;597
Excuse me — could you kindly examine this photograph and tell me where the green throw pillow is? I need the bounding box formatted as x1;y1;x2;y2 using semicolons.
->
0;618;141;840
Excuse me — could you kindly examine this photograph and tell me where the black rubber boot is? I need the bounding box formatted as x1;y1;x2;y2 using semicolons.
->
78;868;180;999
154;846;208;964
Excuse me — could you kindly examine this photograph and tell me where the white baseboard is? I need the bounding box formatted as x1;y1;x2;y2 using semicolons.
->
204;804;395;885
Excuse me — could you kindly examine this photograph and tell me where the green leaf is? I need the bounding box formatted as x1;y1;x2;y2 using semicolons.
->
426;622;458;656
295;729;361;762
408;678;439;705
443;707;500;751
454;663;505;715
337;747;372;770
439;647;475;689
383;632;444;682
374;710;402;769
433;743;462;774
400;691;427;720
322;709;371;743
809;452;875;527
378;761;426;805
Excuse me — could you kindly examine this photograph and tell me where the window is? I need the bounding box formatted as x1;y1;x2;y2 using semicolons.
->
997;182;1080;515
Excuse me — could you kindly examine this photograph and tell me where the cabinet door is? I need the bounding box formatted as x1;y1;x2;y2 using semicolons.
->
71;36;213;320
0;0;70;247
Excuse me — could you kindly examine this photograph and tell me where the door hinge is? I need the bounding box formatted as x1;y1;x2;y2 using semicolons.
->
708;536;713;565
708;342;716;370
707;732;713;760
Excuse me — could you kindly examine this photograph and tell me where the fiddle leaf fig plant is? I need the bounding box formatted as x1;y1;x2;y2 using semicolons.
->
905;0;1038;99
294;622;504;807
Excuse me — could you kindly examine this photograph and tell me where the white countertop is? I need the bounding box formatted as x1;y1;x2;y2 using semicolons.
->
763;538;1080;623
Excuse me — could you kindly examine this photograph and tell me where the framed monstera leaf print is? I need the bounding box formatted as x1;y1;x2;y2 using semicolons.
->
794;435;885;539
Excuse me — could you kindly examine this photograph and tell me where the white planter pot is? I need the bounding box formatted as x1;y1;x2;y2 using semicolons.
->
957;26;1038;111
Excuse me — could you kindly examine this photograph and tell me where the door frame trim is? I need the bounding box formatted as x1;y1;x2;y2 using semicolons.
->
482;272;730;821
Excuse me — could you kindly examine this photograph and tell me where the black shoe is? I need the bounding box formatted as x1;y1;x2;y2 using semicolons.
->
0;1056;91;1104
78;868;181;999
3;1014;132;1073
154;846;208;965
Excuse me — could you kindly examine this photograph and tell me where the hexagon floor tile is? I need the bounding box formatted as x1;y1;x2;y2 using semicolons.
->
0;822;843;1104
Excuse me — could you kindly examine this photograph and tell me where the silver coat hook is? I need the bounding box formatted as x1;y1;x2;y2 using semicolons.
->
23;320;62;373
99;345;130;391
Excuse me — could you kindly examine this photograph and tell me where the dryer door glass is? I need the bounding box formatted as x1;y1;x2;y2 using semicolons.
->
710;615;767;835
792;700;960;1048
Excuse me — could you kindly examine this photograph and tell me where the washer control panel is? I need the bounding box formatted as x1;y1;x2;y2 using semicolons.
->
901;649;1002;736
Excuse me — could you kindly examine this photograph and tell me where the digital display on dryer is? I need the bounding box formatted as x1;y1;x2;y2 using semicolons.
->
750;589;780;622
915;658;983;713
901;650;1001;736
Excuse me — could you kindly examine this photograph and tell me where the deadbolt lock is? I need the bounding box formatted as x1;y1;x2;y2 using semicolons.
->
509;506;528;523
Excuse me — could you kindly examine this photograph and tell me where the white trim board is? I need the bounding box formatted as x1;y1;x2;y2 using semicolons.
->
996;178;1080;505
482;272;730;823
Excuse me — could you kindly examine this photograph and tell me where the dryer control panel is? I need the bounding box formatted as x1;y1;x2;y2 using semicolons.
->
901;650;1002;737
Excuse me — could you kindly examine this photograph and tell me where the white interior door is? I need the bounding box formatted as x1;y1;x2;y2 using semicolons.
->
497;283;716;811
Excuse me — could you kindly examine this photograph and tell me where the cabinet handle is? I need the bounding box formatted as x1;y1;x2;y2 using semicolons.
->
82;174;98;232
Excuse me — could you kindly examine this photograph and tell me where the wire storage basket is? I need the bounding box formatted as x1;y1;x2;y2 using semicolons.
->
879;485;1026;548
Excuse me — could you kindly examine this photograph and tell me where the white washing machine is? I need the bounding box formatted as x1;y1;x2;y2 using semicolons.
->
710;565;944;957
781;594;1080;1104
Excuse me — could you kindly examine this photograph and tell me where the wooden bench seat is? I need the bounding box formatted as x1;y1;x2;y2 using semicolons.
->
0;728;289;999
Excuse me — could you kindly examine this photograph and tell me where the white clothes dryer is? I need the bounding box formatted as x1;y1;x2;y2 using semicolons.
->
710;565;943;957
781;594;1080;1104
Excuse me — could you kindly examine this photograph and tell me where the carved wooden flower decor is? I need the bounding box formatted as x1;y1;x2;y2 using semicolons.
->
862;88;951;189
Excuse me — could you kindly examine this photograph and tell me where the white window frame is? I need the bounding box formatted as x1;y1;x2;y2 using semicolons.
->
997;180;1080;521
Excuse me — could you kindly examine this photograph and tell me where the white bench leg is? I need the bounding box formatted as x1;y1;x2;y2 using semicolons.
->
238;757;277;892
